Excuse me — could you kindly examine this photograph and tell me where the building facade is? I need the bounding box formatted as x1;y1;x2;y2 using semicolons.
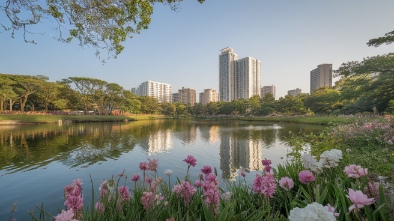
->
310;64;332;94
219;48;261;101
199;89;219;105
261;85;276;99
219;47;238;101
173;87;196;106
131;80;172;103
288;88;302;97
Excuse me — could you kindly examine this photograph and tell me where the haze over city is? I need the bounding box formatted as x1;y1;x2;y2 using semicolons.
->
1;1;394;98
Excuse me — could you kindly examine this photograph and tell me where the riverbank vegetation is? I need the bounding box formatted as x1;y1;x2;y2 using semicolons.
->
21;117;393;221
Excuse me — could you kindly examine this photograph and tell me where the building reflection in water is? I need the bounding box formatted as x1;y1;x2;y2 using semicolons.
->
199;125;220;144
140;130;173;155
220;127;278;181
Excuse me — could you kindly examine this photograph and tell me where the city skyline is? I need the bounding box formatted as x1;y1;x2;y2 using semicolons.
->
1;1;394;98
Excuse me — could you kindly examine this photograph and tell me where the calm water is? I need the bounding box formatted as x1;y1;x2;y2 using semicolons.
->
0;119;325;220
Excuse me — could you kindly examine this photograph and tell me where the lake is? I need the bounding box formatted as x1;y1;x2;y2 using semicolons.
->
0;119;326;220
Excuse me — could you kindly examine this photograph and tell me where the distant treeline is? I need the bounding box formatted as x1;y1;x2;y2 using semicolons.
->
0;70;393;116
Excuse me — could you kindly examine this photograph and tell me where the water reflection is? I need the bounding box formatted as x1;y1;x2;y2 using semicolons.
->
0;120;325;176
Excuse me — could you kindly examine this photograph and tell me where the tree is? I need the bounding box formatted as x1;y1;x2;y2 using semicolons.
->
276;95;308;115
11;75;47;112
0;74;17;111
335;32;394;113
260;93;275;116
1;0;204;60
35;81;62;112
303;87;342;114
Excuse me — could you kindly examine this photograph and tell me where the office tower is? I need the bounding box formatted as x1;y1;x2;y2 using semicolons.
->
199;89;219;105
287;88;302;97
310;64;332;94
234;57;261;99
174;87;196;106
131;80;172;103
261;85;276;99
219;47;237;101
219;47;261;101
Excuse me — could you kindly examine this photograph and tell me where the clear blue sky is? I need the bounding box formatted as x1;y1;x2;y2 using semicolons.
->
1;0;393;98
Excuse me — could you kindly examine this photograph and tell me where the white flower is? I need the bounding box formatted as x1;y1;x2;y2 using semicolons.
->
301;154;322;173
319;149;342;168
289;202;336;221
220;191;232;202
164;169;173;176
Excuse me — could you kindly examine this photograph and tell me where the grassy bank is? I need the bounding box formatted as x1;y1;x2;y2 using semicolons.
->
0;114;169;124
239;116;358;125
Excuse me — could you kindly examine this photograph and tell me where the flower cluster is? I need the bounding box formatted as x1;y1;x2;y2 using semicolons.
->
288;202;337;221
301;149;343;173
343;164;368;178
172;181;196;204
141;191;163;211
298;170;316;184
201;173;220;213
54;209;79;221
279;177;294;191
64;179;83;218
347;188;374;212
252;173;276;198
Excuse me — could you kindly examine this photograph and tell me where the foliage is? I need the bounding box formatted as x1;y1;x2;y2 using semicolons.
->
29;149;393;221
0;0;204;60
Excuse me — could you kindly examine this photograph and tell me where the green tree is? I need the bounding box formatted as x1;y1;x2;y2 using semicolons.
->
122;91;142;114
35;81;62;112
1;0;204;59
0;74;17;111
276;95;308;115
139;96;160;114
260;93;276;116
303;87;342;114
11;75;48;112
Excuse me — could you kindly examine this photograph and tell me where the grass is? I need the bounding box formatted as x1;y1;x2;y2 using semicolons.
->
0;114;169;124
239;116;357;126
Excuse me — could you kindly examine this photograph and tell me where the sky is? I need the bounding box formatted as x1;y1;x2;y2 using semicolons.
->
1;0;394;99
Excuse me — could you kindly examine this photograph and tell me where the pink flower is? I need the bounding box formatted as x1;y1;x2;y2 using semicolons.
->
347;188;374;212
326;203;339;217
148;159;159;171
201;165;212;175
72;179;83;187
298;170;316;184
141;191;156;211
262;158;272;166
183;155;197;167
95;202;105;213
145;177;153;184
364;182;380;201
64;195;84;211
118;185;130;202
344;164;368;178
279;177;294;191
131;173;140;182
252;173;276;198
194;180;202;187
264;165;272;173
240;169;246;177
172;181;196;204
54;209;75;221
139;162;149;171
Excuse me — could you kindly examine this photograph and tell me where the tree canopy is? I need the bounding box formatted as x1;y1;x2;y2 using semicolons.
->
0;0;204;60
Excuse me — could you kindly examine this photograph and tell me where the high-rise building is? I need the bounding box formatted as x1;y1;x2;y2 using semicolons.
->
261;85;276;99
234;57;261;99
173;87;196;106
131;80;172;103
219;47;237;101
310;64;332;94
287;88;302;97
199;89;219;105
219;47;261;101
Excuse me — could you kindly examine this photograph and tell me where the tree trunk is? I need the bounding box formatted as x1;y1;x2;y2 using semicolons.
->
0;99;3;112
45;102;48;112
9;99;13;111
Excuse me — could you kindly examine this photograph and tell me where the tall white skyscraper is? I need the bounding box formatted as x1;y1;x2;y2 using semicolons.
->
234;57;261;99
131;80;172;103
219;47;261;101
219;47;237;101
310;64;332;94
